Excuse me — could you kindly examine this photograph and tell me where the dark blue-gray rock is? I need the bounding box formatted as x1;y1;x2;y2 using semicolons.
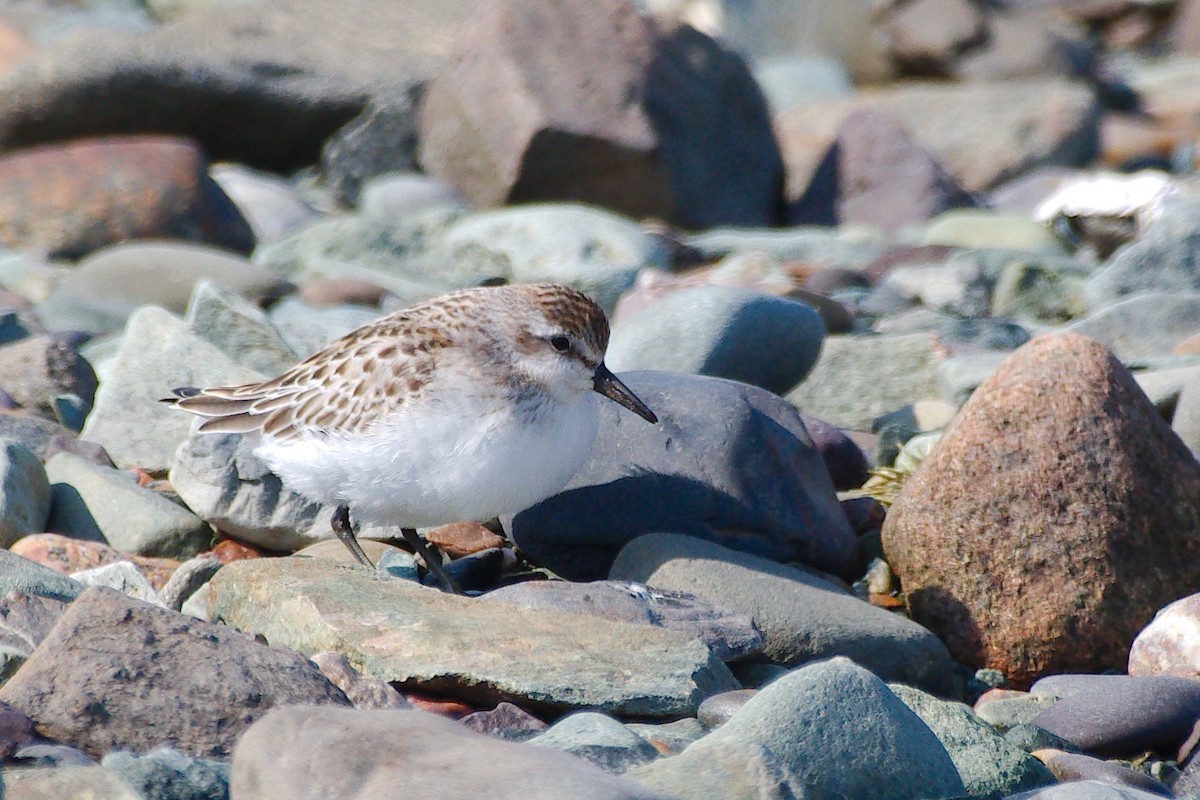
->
45;452;211;558
511;372;858;581
605;287;825;396
0;440;50;548
1029;674;1200;757
101;746;230;800
787;333;944;431
0;550;82;603
1086;199;1200;310
0;587;351;759
800;413;871;491
36;242;291;337
1007;779;1176;800
460;702;548;742
321;89;419;207
888;683;1055;796
610;534;955;694
1067;293;1200;362
1038;750;1172;797
231;706;675;800
934;318;1032;356
481;579;763;662
696;689;757;729
628;658;965;800
527;712;661;774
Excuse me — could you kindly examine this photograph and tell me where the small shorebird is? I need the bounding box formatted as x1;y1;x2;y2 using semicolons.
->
167;283;657;592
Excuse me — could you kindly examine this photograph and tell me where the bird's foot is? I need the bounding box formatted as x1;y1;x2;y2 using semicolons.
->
331;504;376;569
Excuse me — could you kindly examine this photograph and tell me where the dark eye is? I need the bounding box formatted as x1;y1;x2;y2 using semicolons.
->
549;335;571;353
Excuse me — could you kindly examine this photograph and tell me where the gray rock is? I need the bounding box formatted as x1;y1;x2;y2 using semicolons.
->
696;689;757;729
937;351;1009;406
1007;780;1176;800
0;765;141;799
1037;751;1172;797
0;550;83;603
1087;199;1200;310
46;452;211;558
606;286;825;395
0;587;350;759
159;556;222;612
0;593;68;681
460;702;548;742
992;255;1090;324
0;335;98;429
753;55;853;116
70;562;167;608
610;534;955;694
888;683;1055;796
210;164;322;246
101;746;230;800
0;440;50;548
80;306;263;472
184;279;299;376
1004;723;1082;754
527;712;661;774
510;372;858;581
975;693;1061;731
210;557;738;717
625;717;707;756
880;257;993;318
231;706;674;800
169;431;388;554
310;651;410;711
1172;376;1200;454
787;333;944;431
36;242;290;336
629;658;964;800
359;172;464;221
1067;293;1200;361
321;90;419;208
687;226;888;271
265;296;383;357
480;579;764;662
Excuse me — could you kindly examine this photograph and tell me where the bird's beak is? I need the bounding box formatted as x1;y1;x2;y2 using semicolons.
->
592;364;657;423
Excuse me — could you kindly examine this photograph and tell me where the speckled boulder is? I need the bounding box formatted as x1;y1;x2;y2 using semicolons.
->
883;333;1200;684
1129;593;1200;679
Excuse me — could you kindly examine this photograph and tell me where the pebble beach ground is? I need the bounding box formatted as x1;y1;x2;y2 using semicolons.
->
0;0;1197;798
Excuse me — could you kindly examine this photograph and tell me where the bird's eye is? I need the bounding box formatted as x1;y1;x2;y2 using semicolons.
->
549;336;571;353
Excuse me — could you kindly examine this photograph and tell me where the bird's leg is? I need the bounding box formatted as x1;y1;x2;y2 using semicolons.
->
401;528;461;594
331;504;376;569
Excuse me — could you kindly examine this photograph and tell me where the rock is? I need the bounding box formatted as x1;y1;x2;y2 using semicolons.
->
209;164;322;246
184;279;299;376
0;701;36;759
1029;674;1200;758
295;277;389;309
0;137;252;259
10;533;178;591
0;765;142;799
321;90;419;208
1004;723;1082;754
975;693;1061;731
45;452;211;557
510;372;857;581
610;534;955;694
629;658;964;800
787;333;944;431
752;55;853;116
936;351;1009;406
877;253;993;318
794;107;979;230
80;306;263;472
459;702;548;742
424;521;505;558
1037;750;1172;796
696;689;757;729
920;210;1064;252
37;241;291;337
1086;199;1200;310
310;651;410;711
883;334;1200;684
0;550;82;603
11;743;96;768
626;717;706;756
101;746;231;800
1066;294;1200;361
606;286;824;395
0;335;97;427
209;557;737;717
266;297;383;358
888;683;1055;796
481;579;764;663
230;706;674;800
430;204;666;313
418;0;782;229
0;0;485;171
776;79;1099;207
882;0;984;76
0;593;68;681
0;586;350;758
69;561;166;608
800;413;871;491
169;431;389;554
358;172;464;221
991;255;1090;324
0;440;49;547
687;226;887;272
527;711;661;773
1005;780;1178;799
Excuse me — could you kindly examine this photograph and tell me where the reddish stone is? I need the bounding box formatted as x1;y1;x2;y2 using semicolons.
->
10;533;179;590
211;538;266;563
296;278;388;308
0;136;254;259
868;593;905;610
883;333;1200;685
418;0;781;229
403;692;475;719
425;522;506;559
974;688;1029;712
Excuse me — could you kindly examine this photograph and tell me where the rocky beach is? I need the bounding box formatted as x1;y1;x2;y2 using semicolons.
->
0;0;1196;798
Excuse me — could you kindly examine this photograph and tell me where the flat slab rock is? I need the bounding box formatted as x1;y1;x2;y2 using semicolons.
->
0;586;349;759
209;558;738;717
231;706;674;800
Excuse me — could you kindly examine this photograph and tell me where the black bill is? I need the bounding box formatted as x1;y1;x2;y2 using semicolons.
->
592;364;658;424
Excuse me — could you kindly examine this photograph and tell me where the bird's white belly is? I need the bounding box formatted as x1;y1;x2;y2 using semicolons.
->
254;393;600;528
